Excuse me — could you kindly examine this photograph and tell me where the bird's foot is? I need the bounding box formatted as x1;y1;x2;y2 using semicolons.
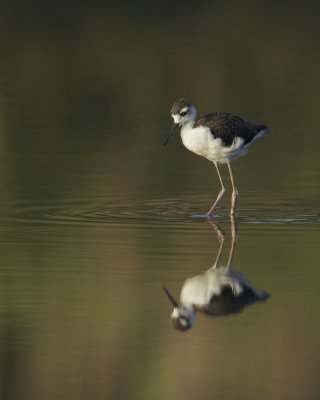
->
229;209;238;218
206;212;215;219
190;214;210;219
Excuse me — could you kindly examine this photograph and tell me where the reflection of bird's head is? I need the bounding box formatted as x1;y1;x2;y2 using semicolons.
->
163;286;196;331
171;306;195;331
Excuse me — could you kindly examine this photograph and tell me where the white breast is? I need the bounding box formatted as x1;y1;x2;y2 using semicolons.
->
180;124;246;164
180;268;246;308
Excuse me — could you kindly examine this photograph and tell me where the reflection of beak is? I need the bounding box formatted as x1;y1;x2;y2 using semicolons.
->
164;123;180;146
163;286;179;307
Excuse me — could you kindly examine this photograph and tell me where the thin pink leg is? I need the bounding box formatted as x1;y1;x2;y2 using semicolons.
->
227;162;238;216
226;215;238;268
207;162;226;216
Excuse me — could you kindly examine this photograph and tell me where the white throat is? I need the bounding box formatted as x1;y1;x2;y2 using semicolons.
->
188;104;197;122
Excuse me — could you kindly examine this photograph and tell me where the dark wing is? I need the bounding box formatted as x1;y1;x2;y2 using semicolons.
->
193;113;269;147
195;286;269;317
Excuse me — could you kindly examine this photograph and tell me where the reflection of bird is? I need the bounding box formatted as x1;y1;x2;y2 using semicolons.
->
164;98;271;216
163;218;269;331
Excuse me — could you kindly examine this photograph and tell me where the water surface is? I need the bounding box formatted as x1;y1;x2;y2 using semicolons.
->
0;1;320;400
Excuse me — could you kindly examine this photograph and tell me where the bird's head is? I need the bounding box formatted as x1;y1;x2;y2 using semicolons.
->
164;98;197;146
163;286;196;331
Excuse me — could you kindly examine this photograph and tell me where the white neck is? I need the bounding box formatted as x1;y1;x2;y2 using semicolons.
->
189;104;197;121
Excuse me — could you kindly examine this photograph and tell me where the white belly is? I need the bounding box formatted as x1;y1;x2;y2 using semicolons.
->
180;124;246;164
180;268;246;307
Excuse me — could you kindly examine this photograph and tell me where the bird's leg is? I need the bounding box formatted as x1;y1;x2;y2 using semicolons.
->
207;219;225;269
227;162;238;216
226;215;238;269
207;162;226;216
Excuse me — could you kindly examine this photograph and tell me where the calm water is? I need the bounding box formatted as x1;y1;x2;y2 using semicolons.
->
0;1;320;400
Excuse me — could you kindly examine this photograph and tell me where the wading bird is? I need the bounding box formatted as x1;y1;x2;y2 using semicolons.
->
164;99;271;216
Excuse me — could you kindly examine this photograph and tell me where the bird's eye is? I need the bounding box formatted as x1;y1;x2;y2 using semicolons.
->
180;111;188;117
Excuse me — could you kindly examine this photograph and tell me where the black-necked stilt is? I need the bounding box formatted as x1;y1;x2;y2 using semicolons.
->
163;218;269;331
164;98;271;216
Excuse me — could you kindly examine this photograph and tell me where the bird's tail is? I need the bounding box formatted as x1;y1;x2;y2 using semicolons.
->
257;125;272;137
254;289;270;301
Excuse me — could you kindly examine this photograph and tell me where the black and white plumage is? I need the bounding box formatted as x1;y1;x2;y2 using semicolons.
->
164;98;271;216
163;218;270;331
164;268;269;331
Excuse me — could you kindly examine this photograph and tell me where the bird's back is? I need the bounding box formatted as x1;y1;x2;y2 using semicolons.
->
196;285;269;317
193;113;270;147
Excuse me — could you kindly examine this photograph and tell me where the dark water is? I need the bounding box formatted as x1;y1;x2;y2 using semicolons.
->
0;1;320;400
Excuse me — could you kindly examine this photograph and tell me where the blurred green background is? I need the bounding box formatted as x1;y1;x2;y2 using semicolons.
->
0;1;319;400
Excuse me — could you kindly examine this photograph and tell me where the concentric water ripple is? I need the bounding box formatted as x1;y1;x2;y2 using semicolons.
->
6;196;320;227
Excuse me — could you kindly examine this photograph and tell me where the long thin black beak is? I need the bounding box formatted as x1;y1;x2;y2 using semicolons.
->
164;123;180;146
163;286;178;307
